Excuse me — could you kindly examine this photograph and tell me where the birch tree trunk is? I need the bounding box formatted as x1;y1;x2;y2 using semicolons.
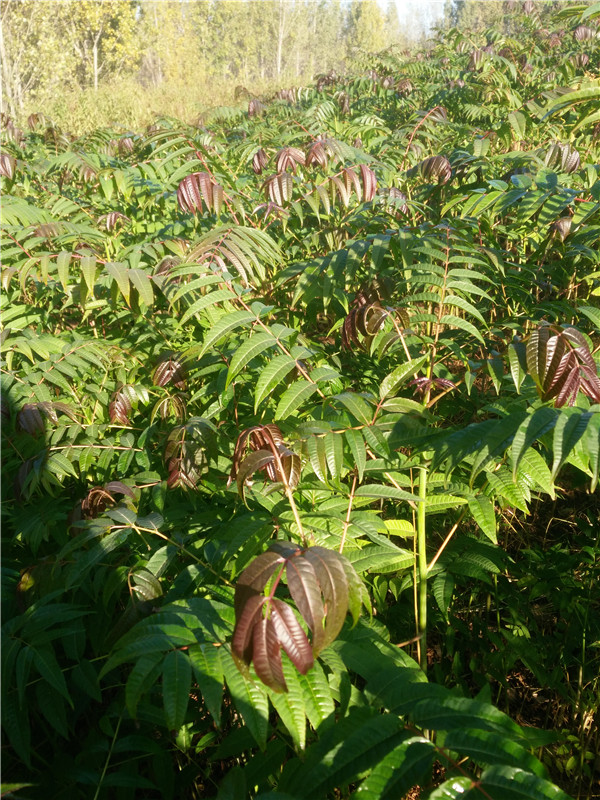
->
276;0;286;77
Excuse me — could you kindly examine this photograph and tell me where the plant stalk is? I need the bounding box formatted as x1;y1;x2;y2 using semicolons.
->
417;464;428;673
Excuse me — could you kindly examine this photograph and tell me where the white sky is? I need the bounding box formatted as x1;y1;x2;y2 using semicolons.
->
391;0;447;36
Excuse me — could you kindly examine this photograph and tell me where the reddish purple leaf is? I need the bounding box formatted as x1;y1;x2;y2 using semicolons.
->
541;335;566;394
359;164;377;202
285;555;325;655
269;541;302;560
270;598;313;674
252;148;268;174
104;481;135;498
581;369;600;404
303;547;349;653
275;146;305;173
306;141;328;169
177;172;222;215
152;357;187;389
235;551;283;617
17;404;45;435
553;360;581;408
232;593;266;664
252;617;287;692
0;152;16;180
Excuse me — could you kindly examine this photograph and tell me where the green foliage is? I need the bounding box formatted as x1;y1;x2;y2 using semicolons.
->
2;4;599;799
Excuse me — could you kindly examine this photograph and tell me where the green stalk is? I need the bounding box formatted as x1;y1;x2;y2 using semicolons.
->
417;464;428;674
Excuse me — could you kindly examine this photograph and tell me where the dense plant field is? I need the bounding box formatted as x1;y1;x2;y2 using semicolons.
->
2;3;600;799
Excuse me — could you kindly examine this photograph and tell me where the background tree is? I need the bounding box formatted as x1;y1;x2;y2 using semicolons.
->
348;0;386;57
1;0;430;130
444;0;574;32
65;0;139;91
0;0;75;117
138;0;210;88
384;0;403;47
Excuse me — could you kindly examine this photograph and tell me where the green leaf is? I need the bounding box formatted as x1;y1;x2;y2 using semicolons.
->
35;680;68;738
222;648;269;750
268;656;307;750
578;305;600;332
485;467;529;512
1;690;32;768
508;341;527;393
412;695;523;738
275;380;318;420
425;494;468;514
126;652;165;718
323;431;343;481
582;2;600;19
551;409;593;479
585;413;600;492
226;332;278;387
56;251;71;290
45;452;78;479
128;268;154;307
307;434;328;483
199;309;255;357
383;519;415;536
379;356;427;400
355;484;419;503
101;626;198;675
356;735;434;799
178;288;236;326
32;646;72;704
544;82;600;119
468;495;497;543
439;314;485;344
340;554;370;624
162;649;192;730
334;392;373;425
429;777;473;798
0;785;36;795
171;273;226;301
345;429;367;481
80;255;97;296
573;106;600;133
443;728;546;777
432;572;454;619
188;642;224;726
445;294;487;326
71;659;101;702
254;354;297;412
470;411;528;480
476;764;572;800
13;645;33;711
346;545;414;574
508;110;527;140
517;447;555;497
280;709;404;799
511;407;558;480
297;661;335;731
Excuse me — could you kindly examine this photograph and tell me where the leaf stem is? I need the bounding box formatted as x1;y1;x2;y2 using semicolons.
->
339;471;357;553
92;711;122;800
427;509;466;573
267;433;310;547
